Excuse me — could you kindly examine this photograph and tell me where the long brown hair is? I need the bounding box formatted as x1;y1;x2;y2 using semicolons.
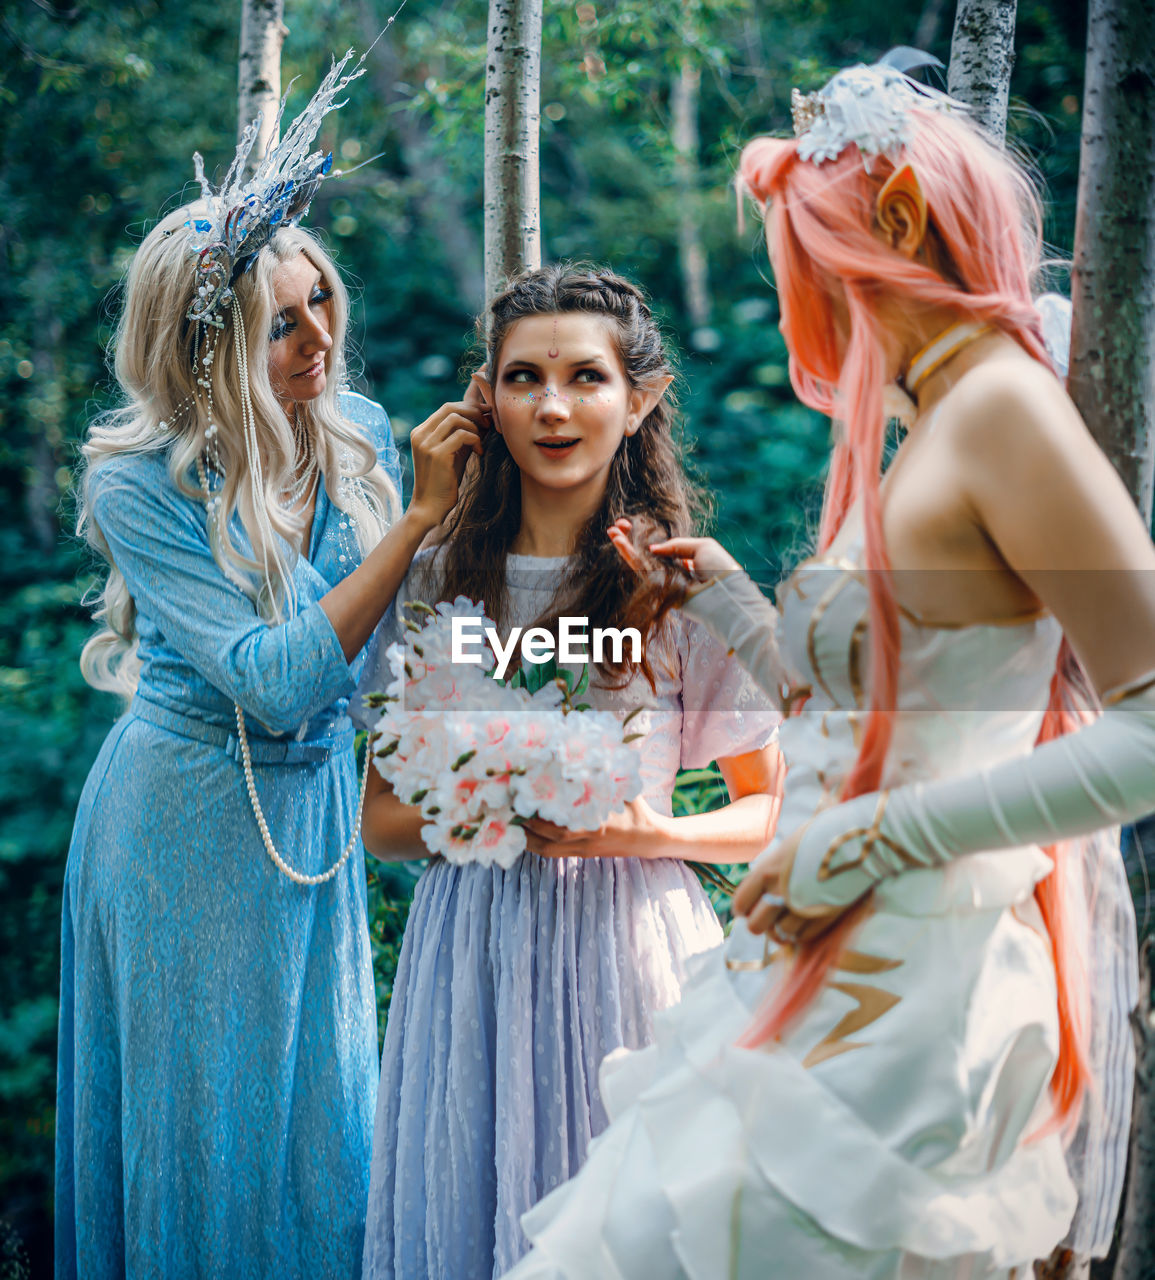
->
436;263;705;686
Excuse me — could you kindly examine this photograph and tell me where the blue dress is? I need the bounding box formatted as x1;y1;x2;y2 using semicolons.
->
356;552;782;1279
55;393;402;1280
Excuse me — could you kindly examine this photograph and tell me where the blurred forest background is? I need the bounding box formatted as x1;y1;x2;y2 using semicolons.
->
0;0;1135;1270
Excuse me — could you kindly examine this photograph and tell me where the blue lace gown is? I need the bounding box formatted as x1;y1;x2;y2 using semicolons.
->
55;393;402;1280
355;553;782;1280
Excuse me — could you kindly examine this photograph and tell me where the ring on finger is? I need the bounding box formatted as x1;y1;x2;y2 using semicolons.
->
769;915;802;946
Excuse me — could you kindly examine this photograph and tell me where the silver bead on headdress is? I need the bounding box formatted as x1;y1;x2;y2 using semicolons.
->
791;47;965;167
185;47;368;326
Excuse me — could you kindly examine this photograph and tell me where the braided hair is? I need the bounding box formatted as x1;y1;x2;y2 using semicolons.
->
435;263;705;686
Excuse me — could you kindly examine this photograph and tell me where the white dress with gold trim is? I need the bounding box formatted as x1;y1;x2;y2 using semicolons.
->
502;542;1135;1279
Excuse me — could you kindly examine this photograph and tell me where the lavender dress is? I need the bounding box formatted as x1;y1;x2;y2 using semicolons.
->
355;553;780;1279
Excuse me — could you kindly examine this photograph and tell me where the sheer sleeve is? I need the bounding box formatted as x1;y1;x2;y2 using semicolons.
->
91;454;355;735
677;614;781;769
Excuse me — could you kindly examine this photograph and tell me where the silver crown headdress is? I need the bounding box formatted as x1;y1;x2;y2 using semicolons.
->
791;48;964;167
185;48;367;326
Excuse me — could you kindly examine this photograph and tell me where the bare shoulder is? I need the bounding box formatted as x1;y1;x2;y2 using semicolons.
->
925;342;1155;581
935;346;1086;462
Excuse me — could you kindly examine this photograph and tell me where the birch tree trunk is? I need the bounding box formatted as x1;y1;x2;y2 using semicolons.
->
1068;0;1155;524
1112;940;1155;1280
1069;9;1155;1273
483;0;542;302
946;0;1017;142
671;54;711;330
238;0;287;168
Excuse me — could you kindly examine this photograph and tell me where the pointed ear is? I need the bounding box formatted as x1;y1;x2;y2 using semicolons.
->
469;369;494;408
469;370;500;431
625;374;674;435
875;164;928;257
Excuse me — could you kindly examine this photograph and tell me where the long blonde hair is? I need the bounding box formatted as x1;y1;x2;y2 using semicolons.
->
78;205;400;696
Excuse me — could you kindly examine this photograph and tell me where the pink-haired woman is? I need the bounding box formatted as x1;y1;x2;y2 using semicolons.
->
503;58;1150;1279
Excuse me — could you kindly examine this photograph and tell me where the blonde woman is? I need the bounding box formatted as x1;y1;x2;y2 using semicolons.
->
56;60;484;1280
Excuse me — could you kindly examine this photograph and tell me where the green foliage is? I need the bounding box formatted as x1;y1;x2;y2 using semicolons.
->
0;0;1091;1268
365;857;424;1047
673;763;743;923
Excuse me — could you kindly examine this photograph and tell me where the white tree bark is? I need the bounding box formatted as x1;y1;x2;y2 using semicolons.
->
1069;12;1155;1278
1068;0;1155;525
483;0;542;302
238;0;288;168
947;0;1017;142
671;54;711;329
1113;939;1155;1280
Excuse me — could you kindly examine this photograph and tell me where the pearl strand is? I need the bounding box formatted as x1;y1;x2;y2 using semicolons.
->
234;702;371;887
197;429;369;888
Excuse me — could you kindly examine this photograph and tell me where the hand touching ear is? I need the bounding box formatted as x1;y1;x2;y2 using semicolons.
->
467;369;495;434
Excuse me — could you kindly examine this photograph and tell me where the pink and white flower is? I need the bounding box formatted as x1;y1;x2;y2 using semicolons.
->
368;599;643;869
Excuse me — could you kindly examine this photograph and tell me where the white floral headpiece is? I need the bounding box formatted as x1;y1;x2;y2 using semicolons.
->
791;48;965;167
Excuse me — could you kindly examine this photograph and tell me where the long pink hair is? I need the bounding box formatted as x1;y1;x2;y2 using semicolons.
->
737;109;1090;1124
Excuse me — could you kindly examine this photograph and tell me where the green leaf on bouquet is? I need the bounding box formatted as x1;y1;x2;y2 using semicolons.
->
374;738;400;758
451;748;478;772
621;704;647;729
524;654;559;695
573;664;590;700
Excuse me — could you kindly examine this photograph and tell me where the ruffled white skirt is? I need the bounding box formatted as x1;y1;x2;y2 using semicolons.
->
505;848;1077;1279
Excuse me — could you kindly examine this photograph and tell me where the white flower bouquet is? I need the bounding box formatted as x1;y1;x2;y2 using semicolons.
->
365;599;645;868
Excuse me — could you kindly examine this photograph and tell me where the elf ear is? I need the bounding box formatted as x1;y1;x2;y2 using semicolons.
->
625;374;675;436
469;370;499;431
875;164;928;258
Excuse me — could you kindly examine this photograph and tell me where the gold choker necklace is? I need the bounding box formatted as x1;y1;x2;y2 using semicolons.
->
903;321;994;398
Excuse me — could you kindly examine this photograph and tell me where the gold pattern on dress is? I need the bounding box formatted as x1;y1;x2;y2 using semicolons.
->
1102;667;1155;707
848;614;868;708
835;949;902;975
782;683;813;716
896;599;1048;631
779;572;811;605
801;946;904;1068
806;567;857;704
815;790;924;881
802;979;903;1068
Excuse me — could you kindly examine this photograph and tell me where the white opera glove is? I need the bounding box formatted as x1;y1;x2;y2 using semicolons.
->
680;571;789;712
785;677;1155;911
